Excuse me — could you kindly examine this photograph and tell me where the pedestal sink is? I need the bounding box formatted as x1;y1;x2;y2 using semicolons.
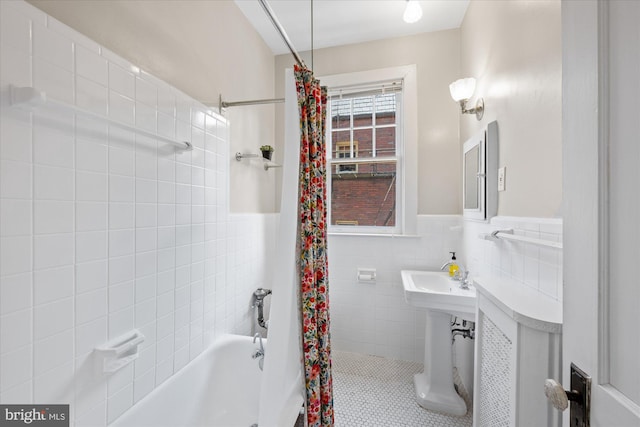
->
400;270;477;416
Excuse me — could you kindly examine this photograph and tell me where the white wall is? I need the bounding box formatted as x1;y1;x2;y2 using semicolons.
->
459;1;563;300
460;0;562;218
272;1;562;219
27;0;278;214
275;29;461;216
457;4;564;399
0;2;277;425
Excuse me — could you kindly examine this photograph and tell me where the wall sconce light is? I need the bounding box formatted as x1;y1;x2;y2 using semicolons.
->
449;77;484;120
403;0;423;24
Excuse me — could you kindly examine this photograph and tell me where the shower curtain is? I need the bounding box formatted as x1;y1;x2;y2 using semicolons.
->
257;69;305;427
295;65;334;427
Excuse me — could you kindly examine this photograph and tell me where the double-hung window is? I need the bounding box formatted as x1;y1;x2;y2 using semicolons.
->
327;80;403;233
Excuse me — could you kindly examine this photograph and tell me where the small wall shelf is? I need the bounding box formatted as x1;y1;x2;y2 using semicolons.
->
235;152;281;171
235;152;260;161
94;330;145;375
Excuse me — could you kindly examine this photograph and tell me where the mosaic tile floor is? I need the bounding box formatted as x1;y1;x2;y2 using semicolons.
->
332;351;473;427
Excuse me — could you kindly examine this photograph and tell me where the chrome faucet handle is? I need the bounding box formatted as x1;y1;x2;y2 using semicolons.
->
459;271;472;289
453;268;467;281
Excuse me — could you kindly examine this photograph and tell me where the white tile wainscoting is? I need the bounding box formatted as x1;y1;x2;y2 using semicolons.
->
328;214;563;406
463;216;563;302
328;215;464;363
0;1;278;425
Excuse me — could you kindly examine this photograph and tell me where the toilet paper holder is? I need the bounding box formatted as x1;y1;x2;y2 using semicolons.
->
357;268;376;283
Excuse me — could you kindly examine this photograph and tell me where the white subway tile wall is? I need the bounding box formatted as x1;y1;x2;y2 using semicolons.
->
328;215;563;363
463;217;563;301
328;215;464;364
0;1;277;425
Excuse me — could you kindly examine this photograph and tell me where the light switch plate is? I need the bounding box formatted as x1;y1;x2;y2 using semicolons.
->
498;167;506;191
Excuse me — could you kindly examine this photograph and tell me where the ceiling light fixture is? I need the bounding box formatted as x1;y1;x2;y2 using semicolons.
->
449;77;484;120
403;0;423;24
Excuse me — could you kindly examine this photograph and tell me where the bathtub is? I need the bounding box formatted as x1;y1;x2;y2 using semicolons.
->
110;334;265;427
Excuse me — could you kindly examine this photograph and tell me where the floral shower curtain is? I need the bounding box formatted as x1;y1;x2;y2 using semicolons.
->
295;64;334;427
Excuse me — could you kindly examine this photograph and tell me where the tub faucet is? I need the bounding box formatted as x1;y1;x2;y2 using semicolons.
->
252;332;265;370
252;288;272;329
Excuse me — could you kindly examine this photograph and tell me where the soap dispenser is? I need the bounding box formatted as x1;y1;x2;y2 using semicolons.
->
448;252;459;278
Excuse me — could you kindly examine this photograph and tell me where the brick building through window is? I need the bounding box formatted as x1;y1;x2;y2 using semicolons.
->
328;91;399;228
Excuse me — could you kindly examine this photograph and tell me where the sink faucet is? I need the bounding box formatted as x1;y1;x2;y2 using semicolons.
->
440;260;455;271
440;261;472;290
252;332;265;370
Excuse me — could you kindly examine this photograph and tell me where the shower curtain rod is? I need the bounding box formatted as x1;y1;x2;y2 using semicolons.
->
259;0;306;69
218;0;305;113
220;96;284;109
218;95;284;113
218;0;304;114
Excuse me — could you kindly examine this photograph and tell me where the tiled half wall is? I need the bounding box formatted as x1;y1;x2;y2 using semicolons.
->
328;215;464;363
463;216;563;302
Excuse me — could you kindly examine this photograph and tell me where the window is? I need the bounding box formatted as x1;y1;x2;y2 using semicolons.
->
322;66;417;236
326;80;403;232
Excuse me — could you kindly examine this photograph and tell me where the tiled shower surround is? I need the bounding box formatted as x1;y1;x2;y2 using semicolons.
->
0;1;276;425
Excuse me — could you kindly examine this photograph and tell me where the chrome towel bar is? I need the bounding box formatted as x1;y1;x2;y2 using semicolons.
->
479;229;563;249
9;85;193;151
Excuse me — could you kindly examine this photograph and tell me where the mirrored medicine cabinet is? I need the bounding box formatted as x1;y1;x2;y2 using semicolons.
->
463;120;498;220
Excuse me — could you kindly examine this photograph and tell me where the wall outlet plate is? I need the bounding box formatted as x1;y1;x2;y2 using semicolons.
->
498;167;506;191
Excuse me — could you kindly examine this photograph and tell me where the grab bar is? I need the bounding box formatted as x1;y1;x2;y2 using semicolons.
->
479;229;563;249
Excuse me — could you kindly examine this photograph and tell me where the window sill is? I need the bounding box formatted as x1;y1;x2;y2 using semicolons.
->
327;232;420;238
